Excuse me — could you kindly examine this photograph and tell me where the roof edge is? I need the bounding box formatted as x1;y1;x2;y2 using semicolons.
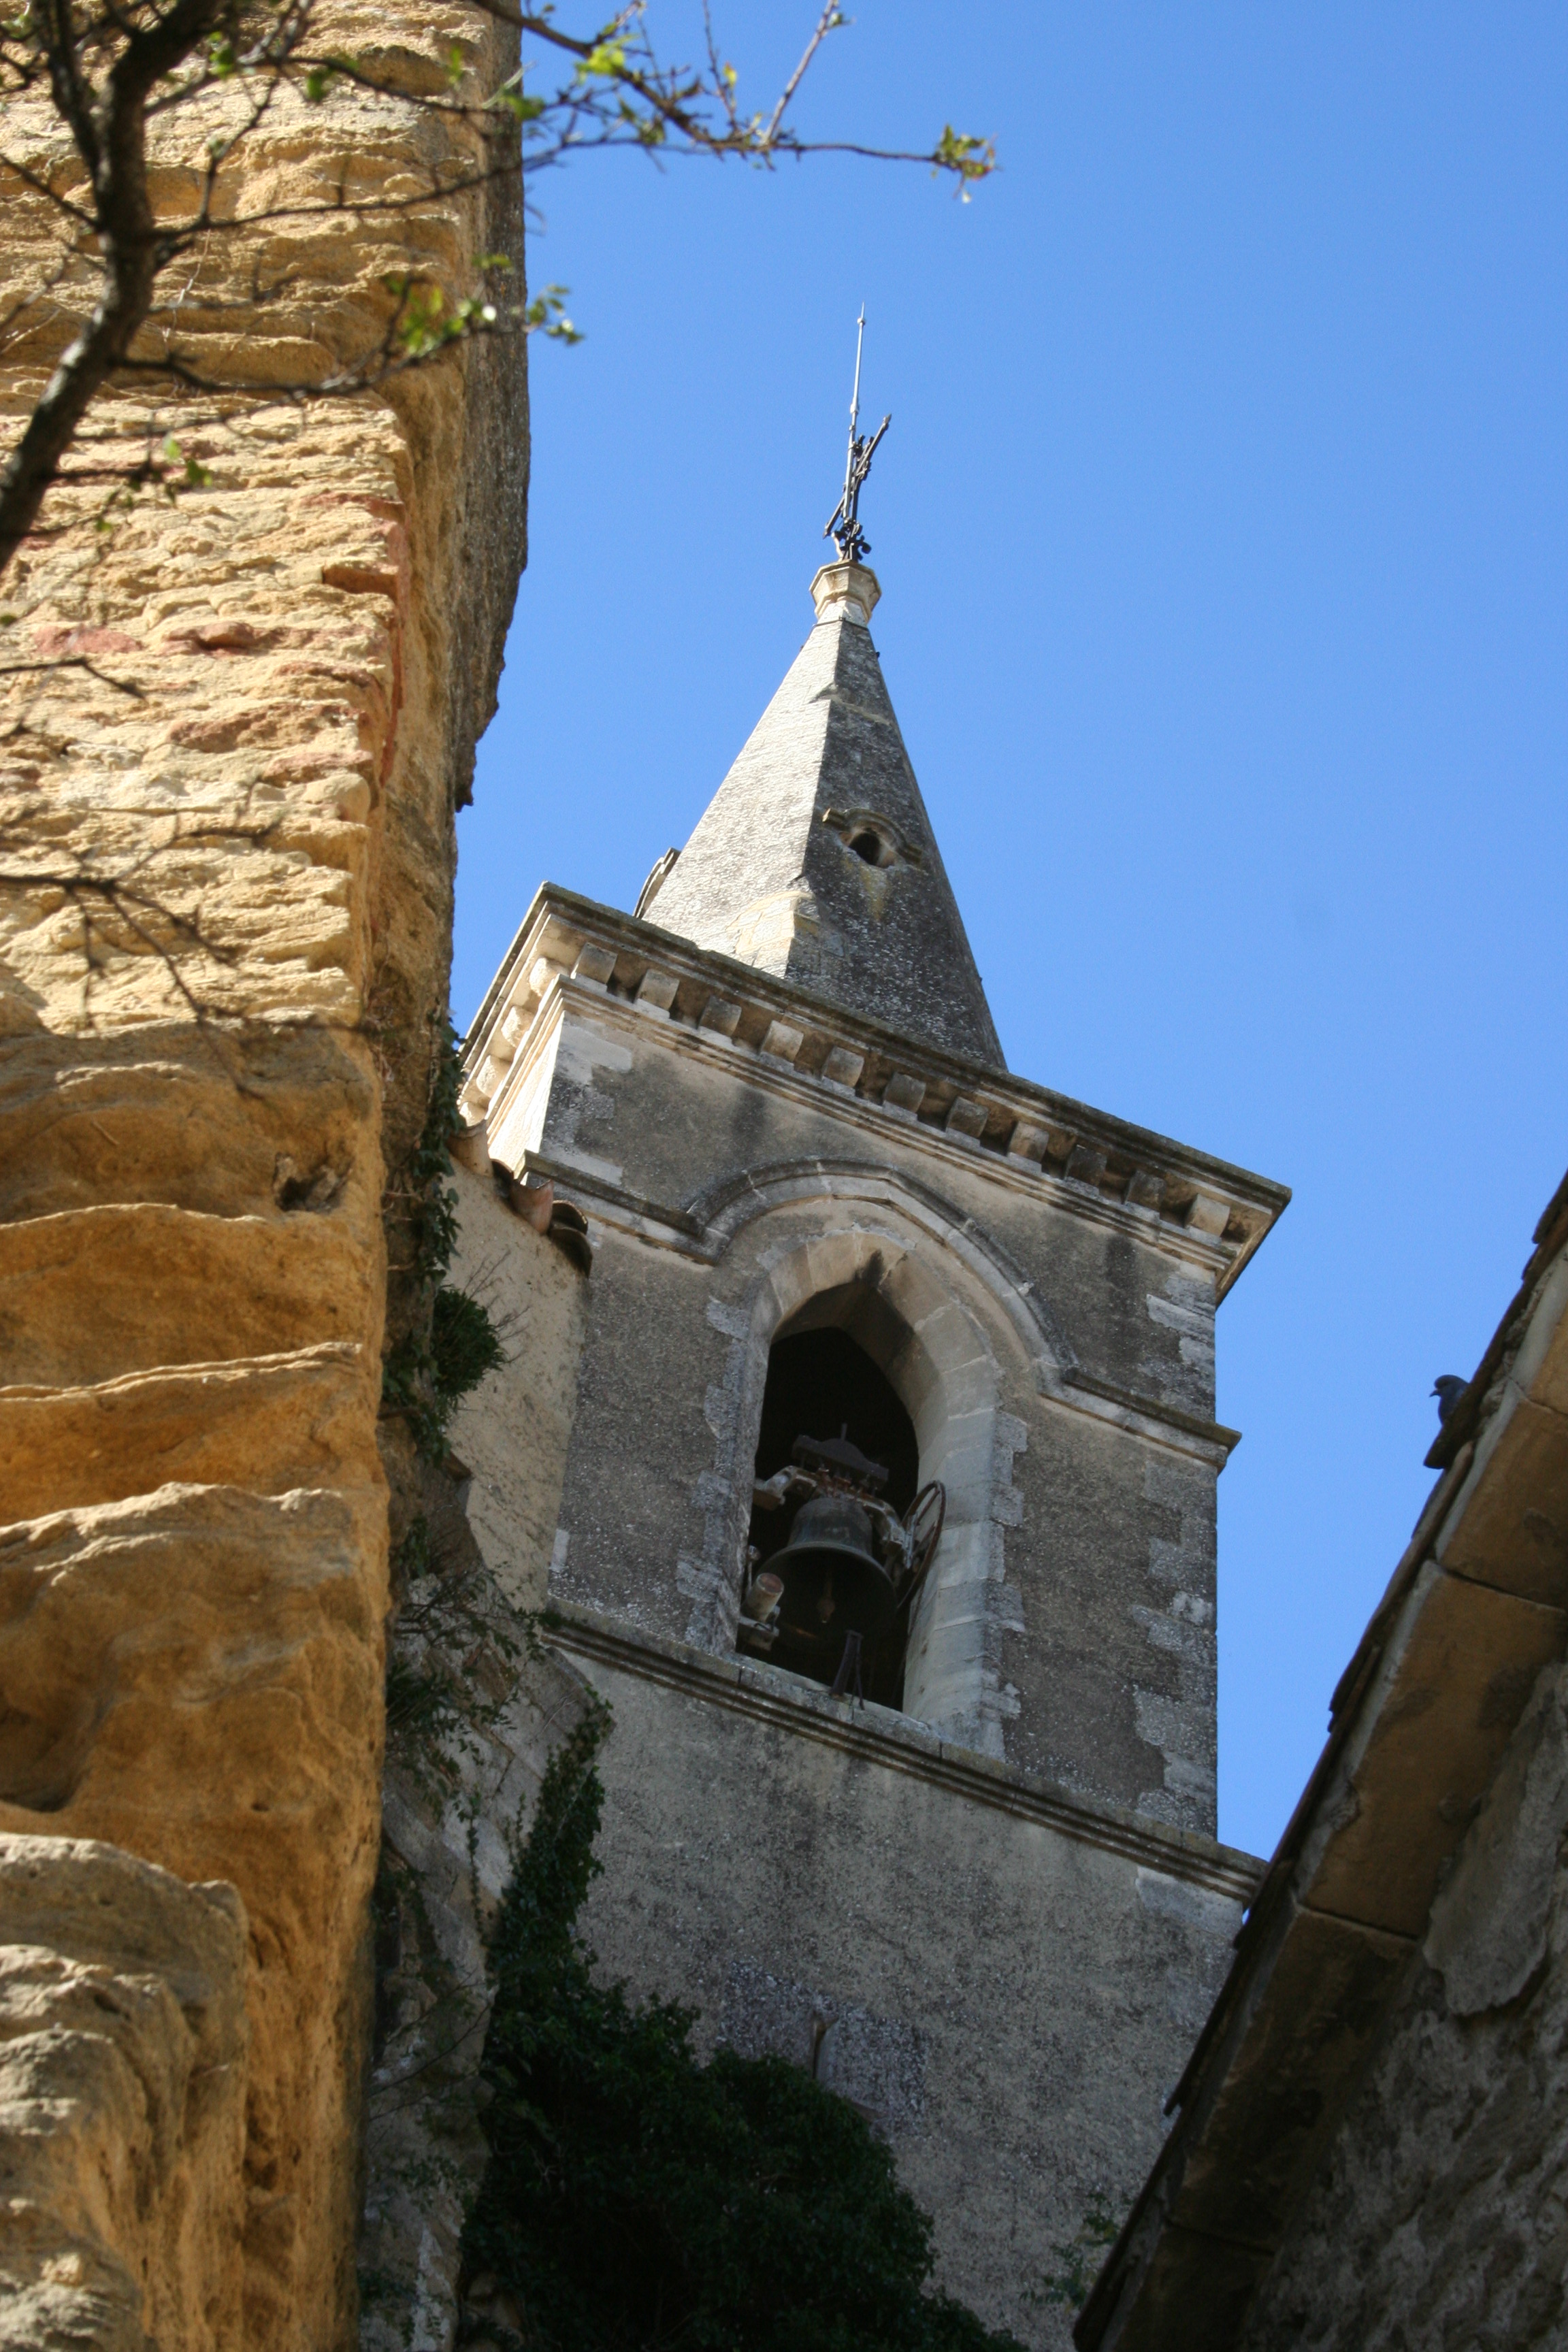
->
1077;1162;1568;2351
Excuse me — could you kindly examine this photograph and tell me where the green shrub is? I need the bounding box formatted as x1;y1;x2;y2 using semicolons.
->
431;1283;508;1403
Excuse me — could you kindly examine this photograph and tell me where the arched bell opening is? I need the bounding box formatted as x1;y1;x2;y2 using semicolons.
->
739;1321;936;1710
713;1206;1022;1752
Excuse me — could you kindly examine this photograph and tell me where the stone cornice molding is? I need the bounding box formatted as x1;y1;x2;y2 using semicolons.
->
463;886;1290;1302
546;1603;1264;1906
480;981;1241;1463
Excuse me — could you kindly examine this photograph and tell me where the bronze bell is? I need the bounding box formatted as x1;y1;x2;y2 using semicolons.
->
768;1488;899;1652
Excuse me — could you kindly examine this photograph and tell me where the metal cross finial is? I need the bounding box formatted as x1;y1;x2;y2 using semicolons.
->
823;307;890;567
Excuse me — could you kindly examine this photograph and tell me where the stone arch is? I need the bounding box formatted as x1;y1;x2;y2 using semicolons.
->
706;1190;1034;1757
696;1157;1079;1389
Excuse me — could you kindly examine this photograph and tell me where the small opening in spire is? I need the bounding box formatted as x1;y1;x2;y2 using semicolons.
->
821;807;919;871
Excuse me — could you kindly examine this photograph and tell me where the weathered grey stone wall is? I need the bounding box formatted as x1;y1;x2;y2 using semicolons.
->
1237;1652;1568;2351
443;1160;589;1616
566;1641;1246;2351
426;1111;1261;2352
359;1164;590;2350
455;780;1281;2351
484;975;1235;1829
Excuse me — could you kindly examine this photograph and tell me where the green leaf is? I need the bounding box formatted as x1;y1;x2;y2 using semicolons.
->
490;75;545;123
933;124;996;197
1032;2193;1123;2311
523;284;582;345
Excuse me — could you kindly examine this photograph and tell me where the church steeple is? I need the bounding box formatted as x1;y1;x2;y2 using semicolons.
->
642;558;1004;1068
456;385;1288;2343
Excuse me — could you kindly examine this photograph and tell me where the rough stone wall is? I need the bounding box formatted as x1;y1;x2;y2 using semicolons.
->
359;1162;589;2352
438;1160;590;1624
385;1157;1258;2351
565;1640;1247;2351
0;1837;249;2352
1237;1652;1568;2351
474;953;1241;1825
0;10;527;2342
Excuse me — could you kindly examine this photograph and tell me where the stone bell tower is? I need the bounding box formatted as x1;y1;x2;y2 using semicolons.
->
457;553;1288;2345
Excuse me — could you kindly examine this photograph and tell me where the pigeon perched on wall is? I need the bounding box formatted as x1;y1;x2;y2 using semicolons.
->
1432;1375;1468;1425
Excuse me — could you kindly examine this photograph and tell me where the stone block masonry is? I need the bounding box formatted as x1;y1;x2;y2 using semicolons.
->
549;1611;1256;2349
0;3;527;2340
1239;1653;1568;2352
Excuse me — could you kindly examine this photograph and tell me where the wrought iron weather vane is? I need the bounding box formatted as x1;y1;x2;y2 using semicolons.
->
823;307;890;567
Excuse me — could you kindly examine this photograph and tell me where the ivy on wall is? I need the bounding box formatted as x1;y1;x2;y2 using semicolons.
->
382;1022;506;1463
462;1712;1028;2352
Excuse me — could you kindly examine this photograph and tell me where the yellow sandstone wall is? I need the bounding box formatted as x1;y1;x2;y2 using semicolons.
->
0;6;527;2342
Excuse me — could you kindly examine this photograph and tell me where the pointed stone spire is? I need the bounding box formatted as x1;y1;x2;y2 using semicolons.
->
644;561;1004;1067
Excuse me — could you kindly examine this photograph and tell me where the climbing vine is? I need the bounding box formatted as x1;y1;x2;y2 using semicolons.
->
383;1516;537;1809
381;1018;505;1463
1033;2194;1122;2315
462;1715;1028;2352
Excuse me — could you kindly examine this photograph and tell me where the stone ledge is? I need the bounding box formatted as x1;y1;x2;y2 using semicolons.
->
1064;1366;1243;1458
544;1603;1264;1906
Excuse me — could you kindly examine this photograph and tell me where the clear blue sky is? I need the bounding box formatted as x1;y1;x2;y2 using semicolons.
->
453;2;1568;1862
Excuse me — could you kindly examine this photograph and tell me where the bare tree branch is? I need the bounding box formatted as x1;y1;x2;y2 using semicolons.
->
0;653;145;691
0;0;233;564
764;0;842;146
0;0;994;581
